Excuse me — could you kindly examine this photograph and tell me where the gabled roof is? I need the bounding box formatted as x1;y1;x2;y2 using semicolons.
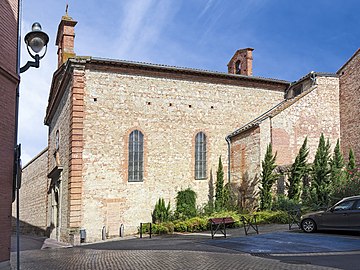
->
337;48;360;74
89;57;289;85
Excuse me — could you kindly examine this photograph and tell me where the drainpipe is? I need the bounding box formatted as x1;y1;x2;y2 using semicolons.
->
58;172;63;242
225;136;231;183
15;1;23;270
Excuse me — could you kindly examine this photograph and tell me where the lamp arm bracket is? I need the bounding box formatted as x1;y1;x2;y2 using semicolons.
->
20;54;40;73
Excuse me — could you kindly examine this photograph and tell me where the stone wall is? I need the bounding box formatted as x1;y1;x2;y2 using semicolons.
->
12;149;48;235
271;76;340;165
47;81;72;242
81;67;286;241
339;50;360;164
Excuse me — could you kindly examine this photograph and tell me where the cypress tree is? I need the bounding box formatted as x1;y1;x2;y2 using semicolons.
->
215;156;224;210
345;148;356;183
347;148;356;172
288;137;309;202
330;139;345;188
260;144;278;210
312;134;331;207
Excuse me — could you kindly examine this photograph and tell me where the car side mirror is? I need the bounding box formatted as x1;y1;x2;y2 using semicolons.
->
329;207;334;212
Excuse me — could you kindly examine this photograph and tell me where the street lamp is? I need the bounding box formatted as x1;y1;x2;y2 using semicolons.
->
14;22;49;270
20;22;49;73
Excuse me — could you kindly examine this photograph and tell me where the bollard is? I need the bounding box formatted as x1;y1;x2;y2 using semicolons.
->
149;223;152;239
119;224;124;237
80;228;86;243
102;226;106;240
140;223;143;238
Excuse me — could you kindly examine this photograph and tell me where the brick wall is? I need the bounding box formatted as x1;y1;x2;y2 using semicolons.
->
339;50;360;163
0;0;18;266
80;66;286;241
12;149;48;235
271;76;340;165
230;126;261;209
230;76;340;209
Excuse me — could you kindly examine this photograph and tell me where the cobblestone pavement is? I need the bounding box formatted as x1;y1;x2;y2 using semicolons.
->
11;225;359;269
13;248;339;270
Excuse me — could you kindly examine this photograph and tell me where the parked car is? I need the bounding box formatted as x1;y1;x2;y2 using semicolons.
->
300;195;360;233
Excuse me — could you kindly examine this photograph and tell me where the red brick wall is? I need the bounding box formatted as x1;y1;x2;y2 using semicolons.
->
0;0;19;265
230;126;261;209
339;50;360;164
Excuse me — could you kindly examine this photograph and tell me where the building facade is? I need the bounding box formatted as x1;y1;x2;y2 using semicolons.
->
228;73;340;208
0;0;19;268
338;49;360;162
42;14;293;243
17;12;359;245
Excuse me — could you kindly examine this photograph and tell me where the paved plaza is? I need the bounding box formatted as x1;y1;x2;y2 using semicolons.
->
11;224;360;270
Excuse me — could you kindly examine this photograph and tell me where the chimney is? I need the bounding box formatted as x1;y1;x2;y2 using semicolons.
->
227;48;254;76
56;8;77;67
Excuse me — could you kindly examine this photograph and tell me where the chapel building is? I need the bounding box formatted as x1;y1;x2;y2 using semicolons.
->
14;12;359;244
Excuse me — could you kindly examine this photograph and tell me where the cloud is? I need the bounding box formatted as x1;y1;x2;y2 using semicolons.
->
113;0;178;60
198;0;215;19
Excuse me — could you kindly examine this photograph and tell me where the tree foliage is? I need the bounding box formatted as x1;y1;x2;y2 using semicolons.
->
311;134;331;207
175;188;197;220
347;148;356;172
215;156;225;210
288;137;309;202
330;139;345;190
260;144;278;210
152;198;171;223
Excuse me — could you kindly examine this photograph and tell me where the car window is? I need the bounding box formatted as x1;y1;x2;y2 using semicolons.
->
333;200;355;211
354;200;360;210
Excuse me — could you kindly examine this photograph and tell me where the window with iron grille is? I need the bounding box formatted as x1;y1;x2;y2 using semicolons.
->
195;132;207;179
128;130;144;182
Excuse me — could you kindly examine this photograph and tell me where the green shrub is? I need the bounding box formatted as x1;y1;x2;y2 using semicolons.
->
173;221;187;232
241;211;288;225
332;169;360;201
175;188;197;220
272;195;300;211
144;210;289;236
152;198;171;223
184;217;209;232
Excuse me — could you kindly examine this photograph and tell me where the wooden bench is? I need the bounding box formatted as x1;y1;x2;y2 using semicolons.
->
209;217;235;239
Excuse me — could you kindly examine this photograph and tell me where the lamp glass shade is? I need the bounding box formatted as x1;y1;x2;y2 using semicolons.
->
24;23;49;55
28;36;45;53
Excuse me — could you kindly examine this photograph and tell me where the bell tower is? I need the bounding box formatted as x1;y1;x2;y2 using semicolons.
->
227;48;254;76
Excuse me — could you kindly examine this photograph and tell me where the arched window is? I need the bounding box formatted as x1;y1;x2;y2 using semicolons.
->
195;132;207;179
128;130;144;182
235;60;241;74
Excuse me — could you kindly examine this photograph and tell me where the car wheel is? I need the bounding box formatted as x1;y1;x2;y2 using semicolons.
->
301;218;317;233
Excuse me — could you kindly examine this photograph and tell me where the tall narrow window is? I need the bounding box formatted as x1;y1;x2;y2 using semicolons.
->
195;132;207;179
128;130;144;182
